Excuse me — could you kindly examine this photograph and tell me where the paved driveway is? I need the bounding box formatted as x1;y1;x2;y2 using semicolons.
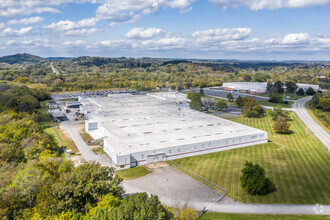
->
123;166;330;215
59;110;112;167
122;166;229;206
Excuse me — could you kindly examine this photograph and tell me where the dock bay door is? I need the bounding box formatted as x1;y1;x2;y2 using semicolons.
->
147;153;166;163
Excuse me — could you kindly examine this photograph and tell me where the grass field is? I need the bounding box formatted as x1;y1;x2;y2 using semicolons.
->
174;111;330;204
38;101;79;154
203;95;237;106
37;102;60;145
257;99;293;108
258;93;309;101
79;129;94;143
92;147;106;155
116;166;151;180
56;127;79;153
200;212;329;220
59;98;77;101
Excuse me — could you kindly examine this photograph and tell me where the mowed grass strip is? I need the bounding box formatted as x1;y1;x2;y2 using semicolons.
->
257;99;293;108
116;166;151;180
174;111;330;204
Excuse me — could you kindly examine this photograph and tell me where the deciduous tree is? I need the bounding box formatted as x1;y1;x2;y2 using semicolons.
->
242;97;263;118
273;116;291;134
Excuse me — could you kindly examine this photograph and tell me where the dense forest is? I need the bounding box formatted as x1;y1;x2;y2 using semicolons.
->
0;83;178;219
0;54;329;92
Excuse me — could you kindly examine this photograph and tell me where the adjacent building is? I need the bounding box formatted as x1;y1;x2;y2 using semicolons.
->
222;82;320;94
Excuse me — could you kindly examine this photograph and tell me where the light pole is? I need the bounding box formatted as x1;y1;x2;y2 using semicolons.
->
166;178;170;205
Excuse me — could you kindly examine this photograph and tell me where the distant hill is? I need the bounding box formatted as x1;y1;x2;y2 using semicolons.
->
0;53;45;64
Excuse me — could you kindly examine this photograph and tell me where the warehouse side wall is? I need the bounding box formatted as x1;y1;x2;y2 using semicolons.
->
109;132;268;170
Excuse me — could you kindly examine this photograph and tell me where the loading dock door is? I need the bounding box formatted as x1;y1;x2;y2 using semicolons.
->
147;155;154;163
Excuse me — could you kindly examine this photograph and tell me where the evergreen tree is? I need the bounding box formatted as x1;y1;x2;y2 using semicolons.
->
240;161;274;195
296;88;305;96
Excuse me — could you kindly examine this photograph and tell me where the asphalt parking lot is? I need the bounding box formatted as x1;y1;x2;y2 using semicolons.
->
122;165;236;207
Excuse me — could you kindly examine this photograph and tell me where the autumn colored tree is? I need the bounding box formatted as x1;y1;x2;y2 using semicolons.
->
273;116;291;134
242;97;263;117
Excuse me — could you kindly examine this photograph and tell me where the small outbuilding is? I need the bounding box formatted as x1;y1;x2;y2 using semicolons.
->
50;109;65;121
65;101;82;108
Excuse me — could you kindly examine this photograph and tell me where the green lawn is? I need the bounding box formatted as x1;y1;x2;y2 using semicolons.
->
258;93;309;101
92;147;106;155
38;101;79;154
56;127;79;153
116;166;151;180
174;111;330;204
79;129;94;143
257;99;293;108
59;98;77;101
200;212;329;220
203;95;237;106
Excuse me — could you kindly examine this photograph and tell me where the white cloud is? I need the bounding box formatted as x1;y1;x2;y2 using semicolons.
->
63;40;86;46
192;28;251;44
22;39;52;47
8;16;44;25
90;39;132;49
125;27;164;39
0;23;5;29
96;0;195;25
136;37;186;49
44;17;98;31
0;27;33;37
6;40;17;45
180;6;192;14
43;17;99;36
0;0;102;17
282;33;309;44
65;28;100;36
209;0;330;10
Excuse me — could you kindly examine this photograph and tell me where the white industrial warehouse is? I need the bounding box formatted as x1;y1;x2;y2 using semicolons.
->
81;92;268;169
222;82;320;94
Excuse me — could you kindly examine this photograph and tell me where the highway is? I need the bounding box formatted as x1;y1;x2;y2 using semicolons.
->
293;96;330;150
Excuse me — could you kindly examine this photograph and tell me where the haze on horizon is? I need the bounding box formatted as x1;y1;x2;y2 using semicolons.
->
0;0;330;60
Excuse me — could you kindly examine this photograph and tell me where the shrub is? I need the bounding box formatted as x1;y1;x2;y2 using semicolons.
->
269;93;283;103
235;95;244;107
215;100;228;110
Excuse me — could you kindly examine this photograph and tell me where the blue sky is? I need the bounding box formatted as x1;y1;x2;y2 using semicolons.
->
0;0;330;60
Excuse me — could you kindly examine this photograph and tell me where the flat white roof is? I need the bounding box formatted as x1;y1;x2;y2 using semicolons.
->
50;109;65;118
82;93;266;156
